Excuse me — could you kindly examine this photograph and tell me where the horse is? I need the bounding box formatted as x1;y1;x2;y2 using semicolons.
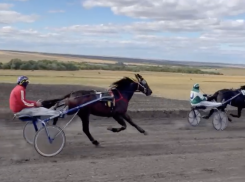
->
41;74;153;146
202;85;245;122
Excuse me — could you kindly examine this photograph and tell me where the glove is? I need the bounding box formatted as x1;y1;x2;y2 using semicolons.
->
36;100;42;107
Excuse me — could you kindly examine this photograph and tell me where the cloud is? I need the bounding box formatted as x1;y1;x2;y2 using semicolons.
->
2;25;245;63
0;3;38;24
0;26;60;42
0;25;242;52
82;0;245;20
48;10;65;13
0;26;155;49
53;24;120;35
1;0;245;63
0;3;13;10
52;18;245;36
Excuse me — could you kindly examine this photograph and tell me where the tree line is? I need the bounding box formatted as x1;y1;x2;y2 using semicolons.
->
0;59;223;75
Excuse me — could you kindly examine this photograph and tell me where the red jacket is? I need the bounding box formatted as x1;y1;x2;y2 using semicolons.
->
9;85;37;113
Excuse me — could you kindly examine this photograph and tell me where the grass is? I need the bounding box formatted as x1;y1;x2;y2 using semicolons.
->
1;69;245;100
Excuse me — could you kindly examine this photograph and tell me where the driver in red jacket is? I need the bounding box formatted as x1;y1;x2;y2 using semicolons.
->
9;76;42;113
9;76;61;118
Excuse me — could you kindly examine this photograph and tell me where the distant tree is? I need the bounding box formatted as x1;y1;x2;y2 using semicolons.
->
9;58;22;69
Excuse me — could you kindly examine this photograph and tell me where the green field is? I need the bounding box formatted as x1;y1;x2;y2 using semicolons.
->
1;50;245;100
1;69;245;100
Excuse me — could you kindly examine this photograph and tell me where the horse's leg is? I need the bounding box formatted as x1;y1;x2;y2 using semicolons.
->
202;109;214;119
202;105;232;122
217;104;233;122
78;112;100;146
122;113;147;135
52;118;58;125
219;106;232;122
107;115;127;133
230;107;242;118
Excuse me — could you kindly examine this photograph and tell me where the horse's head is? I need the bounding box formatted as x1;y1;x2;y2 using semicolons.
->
110;74;153;97
134;74;152;96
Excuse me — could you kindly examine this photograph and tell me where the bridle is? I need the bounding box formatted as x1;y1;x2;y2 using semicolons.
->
135;79;148;94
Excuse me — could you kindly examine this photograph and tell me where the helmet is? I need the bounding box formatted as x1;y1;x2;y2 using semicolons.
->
17;76;29;87
193;83;199;90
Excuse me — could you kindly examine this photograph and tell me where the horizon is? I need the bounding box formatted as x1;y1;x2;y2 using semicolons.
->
3;49;245;67
1;0;245;64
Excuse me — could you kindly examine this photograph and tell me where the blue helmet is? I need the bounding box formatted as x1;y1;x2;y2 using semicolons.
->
17;76;29;86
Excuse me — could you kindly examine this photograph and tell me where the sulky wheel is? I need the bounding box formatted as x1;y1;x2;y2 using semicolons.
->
212;111;228;131
188;109;201;126
23;120;43;145
34;125;66;157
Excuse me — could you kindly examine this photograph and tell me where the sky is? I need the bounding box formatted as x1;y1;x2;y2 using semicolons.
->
1;0;245;64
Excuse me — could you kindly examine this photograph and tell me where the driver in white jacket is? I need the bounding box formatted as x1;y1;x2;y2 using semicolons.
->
190;83;222;108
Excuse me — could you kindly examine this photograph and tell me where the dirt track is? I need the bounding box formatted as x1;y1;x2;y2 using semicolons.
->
1;83;245;182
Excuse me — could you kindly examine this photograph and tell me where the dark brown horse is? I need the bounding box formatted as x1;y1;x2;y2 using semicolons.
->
202;85;245;122
41;74;153;146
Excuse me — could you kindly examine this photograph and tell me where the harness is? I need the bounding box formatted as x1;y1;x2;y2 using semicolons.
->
106;79;148;112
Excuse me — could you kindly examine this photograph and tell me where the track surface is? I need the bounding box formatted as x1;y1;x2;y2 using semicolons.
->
1;116;245;182
1;83;245;181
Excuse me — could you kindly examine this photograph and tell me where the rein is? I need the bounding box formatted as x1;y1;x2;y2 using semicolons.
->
52;79;147;107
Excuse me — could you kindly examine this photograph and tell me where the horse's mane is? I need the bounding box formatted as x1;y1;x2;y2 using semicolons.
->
240;85;245;90
220;85;245;93
230;85;245;91
109;77;137;90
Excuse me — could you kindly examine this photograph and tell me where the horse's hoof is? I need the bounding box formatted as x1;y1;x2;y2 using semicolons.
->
107;126;112;131
143;131;148;135
202;115;209;119
107;127;118;132
92;140;100;146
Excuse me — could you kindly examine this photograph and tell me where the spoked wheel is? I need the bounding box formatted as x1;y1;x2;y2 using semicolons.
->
188;109;201;126
34;125;66;157
212;111;228;131
23;120;43;145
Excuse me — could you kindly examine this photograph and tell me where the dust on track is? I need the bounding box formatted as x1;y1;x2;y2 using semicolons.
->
1;83;245;182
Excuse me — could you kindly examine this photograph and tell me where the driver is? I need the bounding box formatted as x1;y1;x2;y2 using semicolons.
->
190;83;222;108
9;75;61;117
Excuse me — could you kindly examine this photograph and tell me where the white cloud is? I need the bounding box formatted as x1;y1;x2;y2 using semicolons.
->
0;25;242;52
0;3;38;24
1;0;245;63
54;24;120;35
0;26;155;49
2;25;245;63
52;18;245;37
0;26;61;42
0;3;13;10
82;0;245;20
48;10;65;13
